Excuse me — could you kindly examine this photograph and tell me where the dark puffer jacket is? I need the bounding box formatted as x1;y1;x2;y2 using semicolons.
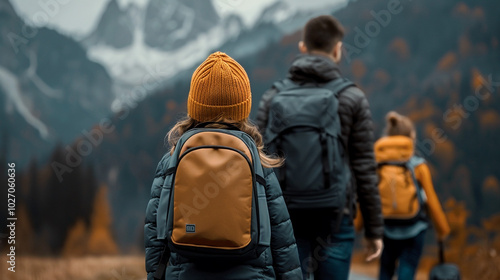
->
144;153;303;280
255;54;383;239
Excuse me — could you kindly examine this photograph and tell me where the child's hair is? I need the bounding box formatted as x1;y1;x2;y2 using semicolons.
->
166;117;283;169
384;111;416;139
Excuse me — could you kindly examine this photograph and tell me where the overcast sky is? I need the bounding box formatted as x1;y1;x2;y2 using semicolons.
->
10;0;343;38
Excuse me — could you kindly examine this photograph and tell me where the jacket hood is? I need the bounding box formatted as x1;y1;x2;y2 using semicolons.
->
288;54;341;83
374;136;414;163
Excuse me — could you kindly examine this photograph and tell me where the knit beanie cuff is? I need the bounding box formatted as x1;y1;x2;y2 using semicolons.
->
187;96;251;122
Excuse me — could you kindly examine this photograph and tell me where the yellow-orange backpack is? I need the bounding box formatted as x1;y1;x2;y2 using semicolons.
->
377;156;427;225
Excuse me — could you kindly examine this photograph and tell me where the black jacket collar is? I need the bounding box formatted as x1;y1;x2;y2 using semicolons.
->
288;54;342;84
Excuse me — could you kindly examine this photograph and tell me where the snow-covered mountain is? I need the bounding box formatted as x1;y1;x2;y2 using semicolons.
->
1;0;346;166
0;0;113;166
82;0;134;49
82;0;240;112
143;0;221;51
82;0;345;113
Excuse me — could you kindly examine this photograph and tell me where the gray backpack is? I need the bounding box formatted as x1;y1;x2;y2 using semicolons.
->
264;78;354;210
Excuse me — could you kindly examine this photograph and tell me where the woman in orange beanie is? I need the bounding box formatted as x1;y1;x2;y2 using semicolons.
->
375;111;450;280
144;52;302;280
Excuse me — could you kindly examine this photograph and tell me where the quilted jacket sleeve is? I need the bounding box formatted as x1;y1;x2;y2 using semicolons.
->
264;168;303;280
144;154;170;280
338;87;384;239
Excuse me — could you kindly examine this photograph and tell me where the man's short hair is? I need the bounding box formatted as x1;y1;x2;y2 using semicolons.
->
303;15;345;53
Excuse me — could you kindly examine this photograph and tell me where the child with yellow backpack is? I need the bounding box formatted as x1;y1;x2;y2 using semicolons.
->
144;52;302;280
374;111;450;280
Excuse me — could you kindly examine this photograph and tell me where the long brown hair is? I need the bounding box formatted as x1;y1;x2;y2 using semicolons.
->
166;117;283;169
384;111;416;139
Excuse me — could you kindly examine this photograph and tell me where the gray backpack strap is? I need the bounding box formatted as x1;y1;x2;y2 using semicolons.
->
406;156;426;203
407;156;426;169
238;132;271;247
323;78;355;97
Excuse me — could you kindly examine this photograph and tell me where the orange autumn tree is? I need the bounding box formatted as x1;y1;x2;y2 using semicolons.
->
62;219;88;257
16;203;35;254
87;185;119;255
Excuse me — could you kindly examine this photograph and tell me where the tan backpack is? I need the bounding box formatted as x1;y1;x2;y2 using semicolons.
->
155;123;271;263
377;156;426;225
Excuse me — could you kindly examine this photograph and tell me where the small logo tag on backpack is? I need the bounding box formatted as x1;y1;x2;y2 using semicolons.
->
186;224;196;233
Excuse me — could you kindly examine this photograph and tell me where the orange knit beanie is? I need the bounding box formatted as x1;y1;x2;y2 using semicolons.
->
187;51;252;122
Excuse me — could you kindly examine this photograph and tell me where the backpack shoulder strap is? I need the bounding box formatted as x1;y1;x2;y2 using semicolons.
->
405;156;427;204
406;156;426;191
323;78;355;96
407;156;426;169
156;131;200;240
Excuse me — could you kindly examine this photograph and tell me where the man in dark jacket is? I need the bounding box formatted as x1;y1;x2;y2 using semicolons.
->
256;15;384;280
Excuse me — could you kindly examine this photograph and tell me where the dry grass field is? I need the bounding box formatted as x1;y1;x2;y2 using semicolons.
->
0;255;146;280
